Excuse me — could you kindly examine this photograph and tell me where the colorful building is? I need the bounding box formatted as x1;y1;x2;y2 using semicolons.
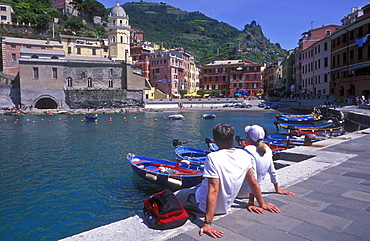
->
149;48;193;98
108;2;131;63
202;60;262;97
59;34;108;58
0;36;63;75
296;24;341;97
330;4;370;101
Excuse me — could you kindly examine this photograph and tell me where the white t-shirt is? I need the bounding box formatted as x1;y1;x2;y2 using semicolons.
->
238;144;278;196
195;148;253;214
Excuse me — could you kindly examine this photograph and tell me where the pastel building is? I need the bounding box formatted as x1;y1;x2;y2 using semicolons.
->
0;36;63;76
108;2;131;63
301;34;333;97
202;60;262;97
149;48;192;98
59;34;108;58
298;25;341;96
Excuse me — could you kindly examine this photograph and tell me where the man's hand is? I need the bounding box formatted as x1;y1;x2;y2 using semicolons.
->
277;189;295;195
199;224;224;238
247;204;265;214
260;202;280;213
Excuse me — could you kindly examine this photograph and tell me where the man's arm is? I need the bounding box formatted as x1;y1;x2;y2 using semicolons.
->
199;177;224;238
273;183;295;195
246;168;280;213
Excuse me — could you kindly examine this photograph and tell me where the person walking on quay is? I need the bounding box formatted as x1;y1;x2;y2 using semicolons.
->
238;125;294;213
175;123;280;238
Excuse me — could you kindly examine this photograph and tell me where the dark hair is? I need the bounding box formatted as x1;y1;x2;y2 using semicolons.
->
213;123;234;148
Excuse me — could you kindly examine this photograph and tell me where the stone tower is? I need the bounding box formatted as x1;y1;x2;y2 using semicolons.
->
108;2;131;63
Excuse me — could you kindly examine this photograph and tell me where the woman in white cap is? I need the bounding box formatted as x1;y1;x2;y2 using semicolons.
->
239;124;294;213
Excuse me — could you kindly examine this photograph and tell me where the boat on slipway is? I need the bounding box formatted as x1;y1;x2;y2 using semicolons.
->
127;153;203;191
276;113;318;124
274;119;344;135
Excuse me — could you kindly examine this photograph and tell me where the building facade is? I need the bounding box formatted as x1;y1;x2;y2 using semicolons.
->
0;36;63;75
330;4;370;102
59;34;108;59
301;36;332;98
149;48;191;98
108;2;131;63
296;24;341;98
202;60;262;97
0;2;13;24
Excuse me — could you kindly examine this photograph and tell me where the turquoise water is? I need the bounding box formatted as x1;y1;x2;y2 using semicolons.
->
0;110;279;240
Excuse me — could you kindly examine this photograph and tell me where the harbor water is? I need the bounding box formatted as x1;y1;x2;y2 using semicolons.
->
0;109;279;240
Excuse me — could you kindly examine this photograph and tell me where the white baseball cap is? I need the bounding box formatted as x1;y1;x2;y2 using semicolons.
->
244;125;265;142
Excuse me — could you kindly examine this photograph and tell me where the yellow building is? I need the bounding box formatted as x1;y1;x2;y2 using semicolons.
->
108;2;131;63
59;34;108;58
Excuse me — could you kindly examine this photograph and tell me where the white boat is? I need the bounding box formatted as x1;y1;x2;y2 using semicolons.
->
168;114;184;120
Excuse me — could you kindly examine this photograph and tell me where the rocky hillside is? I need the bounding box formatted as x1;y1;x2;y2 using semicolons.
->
122;2;288;65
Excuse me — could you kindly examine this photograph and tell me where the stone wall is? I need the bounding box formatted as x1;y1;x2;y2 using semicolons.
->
65;89;144;109
0;73;19;107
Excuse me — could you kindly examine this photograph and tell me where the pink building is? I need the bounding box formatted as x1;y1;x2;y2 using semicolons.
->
149;48;190;98
298;25;341;96
0;36;63;76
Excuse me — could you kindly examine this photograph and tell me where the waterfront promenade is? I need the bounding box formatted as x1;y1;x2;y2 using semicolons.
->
61;108;370;240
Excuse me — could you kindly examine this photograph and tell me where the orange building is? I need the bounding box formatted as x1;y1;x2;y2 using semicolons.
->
202;60;262;97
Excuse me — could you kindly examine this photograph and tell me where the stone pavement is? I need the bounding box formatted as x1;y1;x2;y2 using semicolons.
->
61;127;370;241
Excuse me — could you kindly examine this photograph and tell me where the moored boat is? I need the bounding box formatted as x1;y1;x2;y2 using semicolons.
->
202;114;216;119
174;146;210;165
127;153;204;191
168;114;184;120
276;113;317;124
85;114;98;122
274;119;343;135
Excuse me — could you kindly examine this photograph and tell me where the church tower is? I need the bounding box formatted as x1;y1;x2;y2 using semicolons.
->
108;2;131;63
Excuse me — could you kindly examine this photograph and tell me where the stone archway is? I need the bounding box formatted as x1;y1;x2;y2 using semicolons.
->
35;97;58;109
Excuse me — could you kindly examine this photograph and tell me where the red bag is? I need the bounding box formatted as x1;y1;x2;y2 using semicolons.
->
143;189;189;229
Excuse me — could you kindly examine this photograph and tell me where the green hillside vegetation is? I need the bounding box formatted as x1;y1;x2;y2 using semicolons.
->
122;2;288;65
1;0;288;65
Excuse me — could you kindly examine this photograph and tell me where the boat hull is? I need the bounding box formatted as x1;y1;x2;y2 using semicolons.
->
127;153;204;191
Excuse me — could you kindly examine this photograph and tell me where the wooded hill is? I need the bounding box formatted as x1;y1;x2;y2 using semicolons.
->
122;2;288;65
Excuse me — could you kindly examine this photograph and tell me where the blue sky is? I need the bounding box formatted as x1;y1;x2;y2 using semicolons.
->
100;0;369;50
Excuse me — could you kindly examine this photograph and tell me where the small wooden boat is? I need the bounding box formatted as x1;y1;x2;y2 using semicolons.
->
168;114;184;120
85;114;98;122
275;119;342;134
202;114;216;119
127;153;204;191
276;113;317;123
175;146;210;165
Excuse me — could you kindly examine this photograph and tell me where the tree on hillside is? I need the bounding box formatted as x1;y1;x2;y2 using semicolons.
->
12;0;60;28
82;0;105;21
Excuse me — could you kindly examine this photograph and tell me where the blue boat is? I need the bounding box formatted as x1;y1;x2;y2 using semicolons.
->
127;153;204;191
275;118;342;134
202;114;216;119
85;114;98;122
174;146;210;165
276;113;317;123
